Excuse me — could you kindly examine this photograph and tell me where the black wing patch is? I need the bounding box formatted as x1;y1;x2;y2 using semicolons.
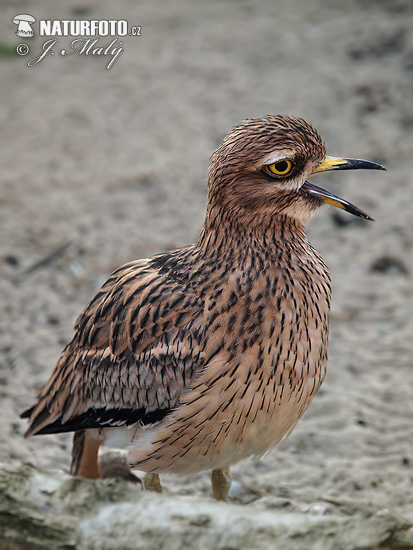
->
30;406;172;435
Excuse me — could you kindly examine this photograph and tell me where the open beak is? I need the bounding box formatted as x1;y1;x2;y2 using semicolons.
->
303;156;386;220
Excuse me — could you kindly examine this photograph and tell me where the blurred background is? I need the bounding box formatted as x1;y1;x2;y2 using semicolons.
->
1;0;412;518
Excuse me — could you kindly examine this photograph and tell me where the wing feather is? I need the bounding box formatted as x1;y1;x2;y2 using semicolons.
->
23;252;207;436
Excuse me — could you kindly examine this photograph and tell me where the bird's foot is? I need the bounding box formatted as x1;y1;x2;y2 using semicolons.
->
143;472;163;493
211;467;231;501
98;449;141;484
99;450;162;492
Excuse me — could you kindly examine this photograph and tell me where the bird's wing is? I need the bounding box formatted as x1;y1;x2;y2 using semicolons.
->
22;252;207;437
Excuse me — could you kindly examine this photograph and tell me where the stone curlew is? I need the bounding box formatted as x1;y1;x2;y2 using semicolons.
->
21;115;385;500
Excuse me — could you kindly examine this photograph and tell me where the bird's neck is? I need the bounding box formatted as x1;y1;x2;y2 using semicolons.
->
197;203;308;259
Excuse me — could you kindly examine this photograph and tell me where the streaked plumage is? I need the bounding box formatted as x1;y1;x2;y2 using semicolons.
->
22;115;384;498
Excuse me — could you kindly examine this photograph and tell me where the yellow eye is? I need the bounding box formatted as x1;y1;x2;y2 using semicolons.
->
266;159;295;177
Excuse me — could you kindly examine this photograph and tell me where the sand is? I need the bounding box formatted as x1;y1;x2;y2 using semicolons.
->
1;0;412;523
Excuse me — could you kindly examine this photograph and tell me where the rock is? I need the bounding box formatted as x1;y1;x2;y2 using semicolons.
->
1;461;412;550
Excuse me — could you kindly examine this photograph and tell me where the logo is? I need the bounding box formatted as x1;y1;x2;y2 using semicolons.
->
12;14;36;38
11;15;142;70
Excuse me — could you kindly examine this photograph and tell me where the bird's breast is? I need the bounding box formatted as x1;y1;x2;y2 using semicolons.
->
127;252;331;474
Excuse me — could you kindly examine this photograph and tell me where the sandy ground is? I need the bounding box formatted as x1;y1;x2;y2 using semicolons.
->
1;0;412;523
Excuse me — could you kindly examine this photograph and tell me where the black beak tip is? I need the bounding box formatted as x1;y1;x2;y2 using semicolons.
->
342;158;387;172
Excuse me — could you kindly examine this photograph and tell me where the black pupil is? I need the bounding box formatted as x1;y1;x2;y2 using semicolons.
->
276;161;289;172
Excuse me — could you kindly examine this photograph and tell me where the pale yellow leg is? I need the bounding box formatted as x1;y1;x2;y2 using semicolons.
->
143;472;163;493
211;467;231;501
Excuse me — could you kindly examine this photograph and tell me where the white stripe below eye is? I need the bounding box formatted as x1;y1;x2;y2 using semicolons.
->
279;178;302;191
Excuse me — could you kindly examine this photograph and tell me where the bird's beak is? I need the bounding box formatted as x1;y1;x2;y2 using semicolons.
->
312;156;385;174
302;156;386;221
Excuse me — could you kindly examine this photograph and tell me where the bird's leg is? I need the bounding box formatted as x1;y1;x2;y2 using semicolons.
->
71;431;101;479
211;467;231;501
143;473;163;493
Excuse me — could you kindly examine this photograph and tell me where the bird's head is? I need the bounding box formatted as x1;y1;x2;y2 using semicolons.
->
208;114;385;227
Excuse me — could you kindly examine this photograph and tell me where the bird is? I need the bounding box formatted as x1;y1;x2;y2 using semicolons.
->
21;115;385;500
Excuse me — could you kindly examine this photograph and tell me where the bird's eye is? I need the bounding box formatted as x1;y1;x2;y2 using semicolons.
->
266;159;295;177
